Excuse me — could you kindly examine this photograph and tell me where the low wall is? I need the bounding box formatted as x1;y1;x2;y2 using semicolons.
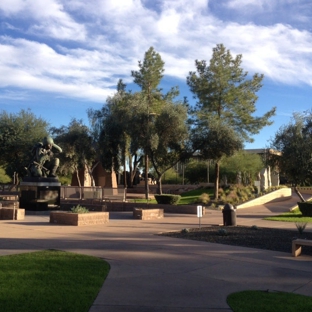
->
60;199;202;214
0;208;25;220
50;211;109;226
133;208;164;220
236;188;292;209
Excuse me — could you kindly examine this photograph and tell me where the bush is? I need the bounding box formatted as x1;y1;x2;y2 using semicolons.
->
198;193;210;204
154;194;181;205
70;204;89;214
297;201;312;217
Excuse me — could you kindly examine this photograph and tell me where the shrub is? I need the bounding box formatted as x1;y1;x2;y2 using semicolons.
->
295;222;308;235
70;205;89;214
154;194;181;205
198;193;210;204
297;201;312;217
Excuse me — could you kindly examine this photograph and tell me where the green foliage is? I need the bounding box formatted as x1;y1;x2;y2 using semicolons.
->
161;167;183;184
0;166;11;183
220;151;264;184
297;201;312;217
187;44;275;199
198;193;210;204
58;174;72;185
0;109;49;178
264;207;312;223
269;111;312;185
184;160;214;184
227;290;312;312
51;119;96;186
295;222;308;234
70;204;89;214
0;250;109;312
154;194;181;205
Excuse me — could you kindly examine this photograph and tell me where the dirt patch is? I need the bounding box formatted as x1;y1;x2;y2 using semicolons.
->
159;225;312;255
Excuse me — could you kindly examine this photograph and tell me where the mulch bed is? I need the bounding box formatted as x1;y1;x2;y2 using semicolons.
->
159;225;312;255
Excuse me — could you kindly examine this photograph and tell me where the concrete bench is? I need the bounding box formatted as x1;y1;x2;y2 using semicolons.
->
292;239;312;257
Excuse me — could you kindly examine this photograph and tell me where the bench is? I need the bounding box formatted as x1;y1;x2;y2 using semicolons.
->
292;239;312;257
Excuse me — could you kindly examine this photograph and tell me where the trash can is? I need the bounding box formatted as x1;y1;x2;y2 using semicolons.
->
222;203;236;226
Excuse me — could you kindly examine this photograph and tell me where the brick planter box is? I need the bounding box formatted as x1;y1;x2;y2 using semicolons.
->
133;208;164;220
50;211;109;226
0;208;25;220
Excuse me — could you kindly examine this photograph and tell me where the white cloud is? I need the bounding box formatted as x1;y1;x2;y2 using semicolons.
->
0;0;312;104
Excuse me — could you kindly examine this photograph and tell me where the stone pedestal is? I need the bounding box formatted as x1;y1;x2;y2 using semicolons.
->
20;177;61;211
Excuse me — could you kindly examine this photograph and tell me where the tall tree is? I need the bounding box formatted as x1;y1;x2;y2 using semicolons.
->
187;44;276;198
88;81;145;188
0;109;49;183
269;111;312;186
131;47;179;198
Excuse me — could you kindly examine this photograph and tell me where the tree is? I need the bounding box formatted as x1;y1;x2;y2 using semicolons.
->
131;47;182;197
51;119;97;186
149;101;189;194
220;151;264;185
0;109;49;183
88;82;146;188
187;44;276;198
269;111;312;186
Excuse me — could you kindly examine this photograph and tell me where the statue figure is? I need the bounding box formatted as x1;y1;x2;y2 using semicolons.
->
27;136;62;178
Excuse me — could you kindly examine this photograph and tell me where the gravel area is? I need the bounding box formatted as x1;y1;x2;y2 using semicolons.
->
159;225;312;255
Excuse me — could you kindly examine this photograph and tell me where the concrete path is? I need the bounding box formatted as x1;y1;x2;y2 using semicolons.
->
1;194;312;311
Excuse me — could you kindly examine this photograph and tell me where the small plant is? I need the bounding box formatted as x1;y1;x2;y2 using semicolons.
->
218;228;227;236
251;225;258;230
295;222;308;235
70;205;89;214
199;192;210;204
181;228;190;234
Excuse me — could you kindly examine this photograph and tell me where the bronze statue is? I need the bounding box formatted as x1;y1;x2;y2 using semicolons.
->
27;136;62;178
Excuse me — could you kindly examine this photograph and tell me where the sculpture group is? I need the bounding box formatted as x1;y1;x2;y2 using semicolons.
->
27;136;62;178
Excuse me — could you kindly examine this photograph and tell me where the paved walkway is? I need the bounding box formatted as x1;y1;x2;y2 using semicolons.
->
1;194;312;311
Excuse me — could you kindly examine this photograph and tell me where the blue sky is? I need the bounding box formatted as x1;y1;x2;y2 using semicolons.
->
0;0;312;149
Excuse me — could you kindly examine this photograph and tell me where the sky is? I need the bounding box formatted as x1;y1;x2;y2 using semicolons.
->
0;0;312;149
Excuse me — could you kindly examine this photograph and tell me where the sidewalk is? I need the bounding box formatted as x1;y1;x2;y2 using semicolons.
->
0;195;312;311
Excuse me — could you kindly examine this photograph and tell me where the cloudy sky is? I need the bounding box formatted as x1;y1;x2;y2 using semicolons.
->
1;0;312;148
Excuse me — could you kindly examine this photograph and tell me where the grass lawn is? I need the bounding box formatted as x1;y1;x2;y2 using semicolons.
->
129;188;214;205
227;290;312;312
0;249;110;312
264;207;312;223
179;188;213;205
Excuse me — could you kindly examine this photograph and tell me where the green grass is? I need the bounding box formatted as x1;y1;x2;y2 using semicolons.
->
179;188;214;205
227;290;312;312
264;207;312;223
0;249;110;312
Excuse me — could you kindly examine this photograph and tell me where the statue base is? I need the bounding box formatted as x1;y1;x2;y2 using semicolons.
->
20;177;61;211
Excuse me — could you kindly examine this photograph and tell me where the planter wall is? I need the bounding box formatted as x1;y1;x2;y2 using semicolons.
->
0;208;25;220
297;202;312;217
50;211;109;226
133;208;164;220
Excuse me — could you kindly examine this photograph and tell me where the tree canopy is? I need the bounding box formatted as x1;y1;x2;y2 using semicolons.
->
269;111;312;186
0;109;49;182
187;44;276;198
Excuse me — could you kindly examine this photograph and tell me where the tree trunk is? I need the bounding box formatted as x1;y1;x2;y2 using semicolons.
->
145;153;149;200
214;161;219;200
76;169;81;187
156;177;163;194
